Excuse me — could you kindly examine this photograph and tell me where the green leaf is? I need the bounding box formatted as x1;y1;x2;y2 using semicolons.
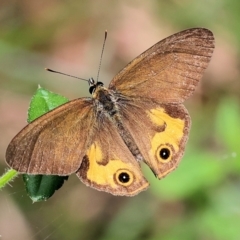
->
23;175;68;202
23;86;69;202
27;86;69;122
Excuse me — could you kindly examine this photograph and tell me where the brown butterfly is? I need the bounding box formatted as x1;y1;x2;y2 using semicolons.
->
6;28;215;196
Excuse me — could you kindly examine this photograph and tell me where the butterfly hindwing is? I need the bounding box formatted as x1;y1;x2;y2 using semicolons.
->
119;100;190;178
76;113;149;196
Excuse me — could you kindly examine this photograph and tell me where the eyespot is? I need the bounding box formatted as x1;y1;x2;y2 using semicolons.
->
156;144;173;163
114;169;134;186
160;148;170;160
118;172;130;183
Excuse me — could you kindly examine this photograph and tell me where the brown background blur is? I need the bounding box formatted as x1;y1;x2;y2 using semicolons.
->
1;1;240;240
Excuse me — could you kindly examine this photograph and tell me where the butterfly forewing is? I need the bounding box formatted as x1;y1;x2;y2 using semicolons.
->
109;28;215;103
6;99;95;175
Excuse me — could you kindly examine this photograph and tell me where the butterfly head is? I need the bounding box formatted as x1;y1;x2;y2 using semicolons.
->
88;78;104;95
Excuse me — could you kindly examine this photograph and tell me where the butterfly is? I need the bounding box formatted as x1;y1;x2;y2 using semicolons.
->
6;28;215;196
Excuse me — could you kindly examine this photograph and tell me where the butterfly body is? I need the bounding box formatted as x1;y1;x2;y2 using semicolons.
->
92;82;143;161
6;28;215;196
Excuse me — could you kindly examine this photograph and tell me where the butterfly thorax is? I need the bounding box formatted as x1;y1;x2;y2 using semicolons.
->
92;84;118;116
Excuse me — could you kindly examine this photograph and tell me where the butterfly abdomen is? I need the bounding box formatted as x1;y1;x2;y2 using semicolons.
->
114;117;144;162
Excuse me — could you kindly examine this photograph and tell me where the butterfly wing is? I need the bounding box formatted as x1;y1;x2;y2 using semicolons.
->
6;98;95;175
6;96;149;196
119;100;190;178
76;112;149;196
109;28;214;103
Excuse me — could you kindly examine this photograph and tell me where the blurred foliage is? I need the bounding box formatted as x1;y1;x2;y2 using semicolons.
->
0;0;240;240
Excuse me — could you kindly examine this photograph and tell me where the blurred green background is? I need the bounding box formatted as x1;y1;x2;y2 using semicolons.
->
0;0;240;239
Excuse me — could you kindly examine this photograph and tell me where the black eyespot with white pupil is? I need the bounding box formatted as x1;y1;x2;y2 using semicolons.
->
160;148;171;160
118;172;130;183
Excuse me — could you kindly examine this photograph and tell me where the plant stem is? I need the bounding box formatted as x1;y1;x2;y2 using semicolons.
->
0;169;18;189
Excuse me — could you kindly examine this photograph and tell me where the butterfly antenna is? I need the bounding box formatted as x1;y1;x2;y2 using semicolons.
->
45;68;88;82
96;30;107;83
